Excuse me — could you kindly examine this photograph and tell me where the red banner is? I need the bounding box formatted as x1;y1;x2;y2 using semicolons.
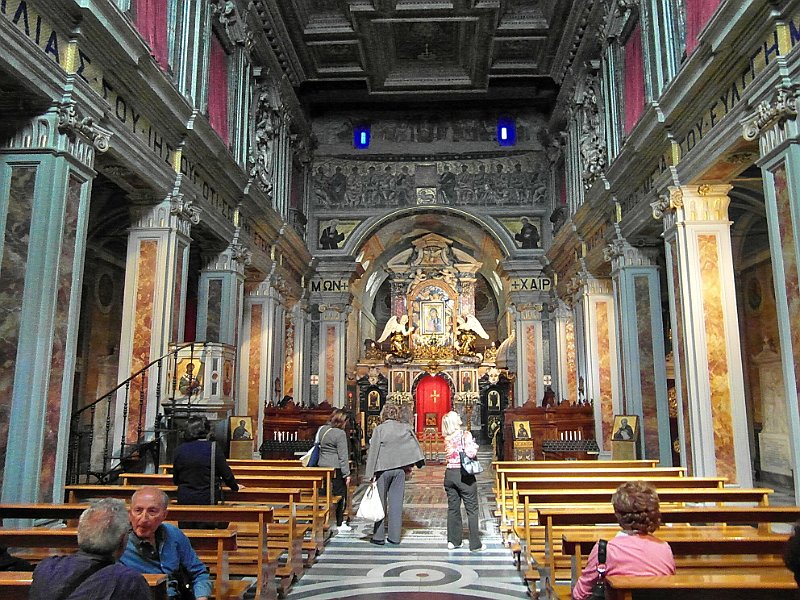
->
415;375;451;434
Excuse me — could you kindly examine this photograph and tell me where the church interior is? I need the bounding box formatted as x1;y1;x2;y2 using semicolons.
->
3;0;800;597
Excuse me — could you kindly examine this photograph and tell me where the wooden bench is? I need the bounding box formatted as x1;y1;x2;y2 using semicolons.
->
64;485;306;588
0;503;279;600
605;571;799;599
120;471;333;558
0;572;169;600
0;528;241;599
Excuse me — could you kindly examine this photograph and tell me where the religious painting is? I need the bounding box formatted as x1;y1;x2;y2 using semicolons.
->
393;371;406;392
499;216;542;250
487;390;500;410
513;420;532;440
367;415;381;439
230;416;254;441
488;415;501;439
175;358;203;398
421;301;445;335
424;412;438;428
461;371;473;393
612;415;639;441
367;389;381;411
359;412;366;446
318;219;360;250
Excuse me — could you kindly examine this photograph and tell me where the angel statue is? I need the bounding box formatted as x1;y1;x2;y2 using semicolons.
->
455;314;489;357
377;314;415;360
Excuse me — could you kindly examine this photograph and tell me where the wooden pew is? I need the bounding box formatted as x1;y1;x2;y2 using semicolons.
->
0;528;240;599
159;460;302;473
0;572;169;600
64;485;306;586
120;471;332;557
0;503;278;600
605;571;799;599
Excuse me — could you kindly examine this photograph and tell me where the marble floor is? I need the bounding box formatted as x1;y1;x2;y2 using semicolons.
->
279;448;529;600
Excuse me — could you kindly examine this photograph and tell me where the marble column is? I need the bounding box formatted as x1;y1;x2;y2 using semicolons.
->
743;89;800;500
509;303;544;406
318;302;351;407
197;240;251;346
553;300;578;404
114;182;198;450
240;277;286;445
607;239;671;464
572;274;621;451
290;300;312;407
0;104;110;503
653;184;751;485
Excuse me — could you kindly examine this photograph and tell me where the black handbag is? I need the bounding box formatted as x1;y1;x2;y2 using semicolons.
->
589;539;608;599
174;564;196;600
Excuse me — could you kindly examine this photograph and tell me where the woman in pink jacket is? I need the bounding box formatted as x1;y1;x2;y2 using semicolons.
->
572;481;676;599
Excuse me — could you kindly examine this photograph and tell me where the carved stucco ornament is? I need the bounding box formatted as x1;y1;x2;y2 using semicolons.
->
742;83;800;141
577;80;607;190
651;190;682;220
248;91;278;197
169;193;201;225
57;103;112;152
229;241;252;267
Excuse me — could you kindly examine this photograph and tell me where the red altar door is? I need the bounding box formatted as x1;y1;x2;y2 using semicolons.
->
415;375;451;434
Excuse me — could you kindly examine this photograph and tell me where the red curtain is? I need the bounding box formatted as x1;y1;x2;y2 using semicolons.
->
134;0;169;69
623;23;645;136
685;0;721;56
415;375;451;434
208;34;229;146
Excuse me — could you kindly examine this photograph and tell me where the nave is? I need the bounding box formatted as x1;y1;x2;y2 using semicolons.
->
280;447;527;600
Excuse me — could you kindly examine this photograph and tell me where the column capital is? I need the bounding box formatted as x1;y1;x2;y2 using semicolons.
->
652;184;732;226
741;82;800;141
57;102;112;155
319;303;352;322
604;236;660;269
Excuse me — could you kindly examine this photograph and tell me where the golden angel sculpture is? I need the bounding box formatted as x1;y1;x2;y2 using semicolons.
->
377;314;415;360
455;314;489;358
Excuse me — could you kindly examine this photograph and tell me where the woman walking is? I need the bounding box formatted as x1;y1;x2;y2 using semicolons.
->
364;403;424;545
442;411;482;551
316;408;352;530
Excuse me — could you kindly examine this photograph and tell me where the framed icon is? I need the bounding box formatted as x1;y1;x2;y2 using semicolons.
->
487;390;500;410
367;415;381;439
461;371;473;392
424;412;438;428
393;371;406;392
612;415;639;441
230;416;254;441
367;389;381;411
420;301;445;335
513;420;532;440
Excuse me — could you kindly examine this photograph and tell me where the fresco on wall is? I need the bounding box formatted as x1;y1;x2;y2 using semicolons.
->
499;216;542;249
311;155;549;209
318;218;361;250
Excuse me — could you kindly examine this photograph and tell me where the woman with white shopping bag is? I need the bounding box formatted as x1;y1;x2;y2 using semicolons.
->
363;402;424;545
441;411;483;551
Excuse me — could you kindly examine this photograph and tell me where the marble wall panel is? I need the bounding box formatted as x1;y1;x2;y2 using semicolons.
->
634;275;659;460
566;319;577;402
171;244;185;343
526;324;536;403
247;304;262;419
128;240;157;443
206;278;222;342
773;164;800;409
325;325;336;403
40;174;81;500
668;239;692;472
284;316;295;397
698;233;736;482
597;301;614;444
0;165;35;485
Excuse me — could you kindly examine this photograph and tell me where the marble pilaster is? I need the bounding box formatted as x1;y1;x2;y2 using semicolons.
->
0;104;107;503
607;239;671;463
197;240;251;346
654;184;751;484
318;302;351;407
553;301;578;404
509;303;544;406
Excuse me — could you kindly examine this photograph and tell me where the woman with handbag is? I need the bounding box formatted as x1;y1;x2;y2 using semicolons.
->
172;416;241;528
571;481;676;599
441;411;482;551
316;408;352;531
364;402;424;545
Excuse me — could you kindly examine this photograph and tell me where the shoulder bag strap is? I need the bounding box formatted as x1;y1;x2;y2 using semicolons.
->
55;559;113;600
596;538;608;577
210;440;217;505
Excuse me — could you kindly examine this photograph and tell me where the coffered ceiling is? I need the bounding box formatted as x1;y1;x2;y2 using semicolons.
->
255;0;581;110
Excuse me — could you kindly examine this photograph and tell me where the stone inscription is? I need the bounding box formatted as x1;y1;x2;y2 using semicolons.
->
510;277;552;292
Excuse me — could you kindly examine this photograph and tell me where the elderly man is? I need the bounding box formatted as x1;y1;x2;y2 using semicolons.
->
121;486;212;600
30;498;150;600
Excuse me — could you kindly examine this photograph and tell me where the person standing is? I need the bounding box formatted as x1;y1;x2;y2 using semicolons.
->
30;498;150;600
441;411;483;551
364;403;424;545
317;408;352;530
172;416;240;527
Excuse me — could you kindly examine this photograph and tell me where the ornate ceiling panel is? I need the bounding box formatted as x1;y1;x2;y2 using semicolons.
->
255;0;578;107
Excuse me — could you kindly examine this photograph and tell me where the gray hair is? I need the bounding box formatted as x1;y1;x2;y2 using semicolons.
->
380;402;401;422
131;486;170;510
77;498;130;555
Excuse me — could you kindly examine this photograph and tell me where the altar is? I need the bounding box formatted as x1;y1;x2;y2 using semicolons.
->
353;233;510;442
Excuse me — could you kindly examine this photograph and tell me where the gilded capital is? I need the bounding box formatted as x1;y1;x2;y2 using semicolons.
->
741;83;800;141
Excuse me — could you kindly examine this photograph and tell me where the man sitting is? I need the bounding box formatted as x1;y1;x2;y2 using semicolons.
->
121;486;212;600
30;498;150;600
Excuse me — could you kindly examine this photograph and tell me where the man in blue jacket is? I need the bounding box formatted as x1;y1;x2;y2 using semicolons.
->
121;486;212;599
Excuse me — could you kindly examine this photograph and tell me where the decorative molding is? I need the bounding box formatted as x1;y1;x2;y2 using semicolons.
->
741;83;800;141
169;190;202;227
577;77;607;190
57;103;112;153
248;90;278;197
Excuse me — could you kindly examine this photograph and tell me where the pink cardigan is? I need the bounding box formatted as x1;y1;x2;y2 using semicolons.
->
572;532;676;600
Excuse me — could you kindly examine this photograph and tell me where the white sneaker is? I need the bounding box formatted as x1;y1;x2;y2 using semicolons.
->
338;523;352;531
447;542;459;550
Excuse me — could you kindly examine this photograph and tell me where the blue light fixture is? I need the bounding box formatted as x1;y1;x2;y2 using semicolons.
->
497;118;516;147
354;125;370;149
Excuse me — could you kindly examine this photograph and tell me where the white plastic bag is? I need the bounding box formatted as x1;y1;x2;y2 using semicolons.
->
356;482;385;522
